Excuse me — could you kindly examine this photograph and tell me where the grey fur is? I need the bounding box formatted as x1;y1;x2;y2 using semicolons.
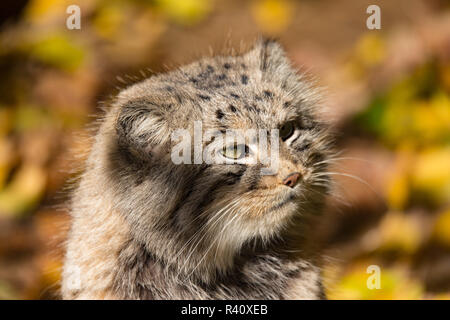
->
62;39;333;300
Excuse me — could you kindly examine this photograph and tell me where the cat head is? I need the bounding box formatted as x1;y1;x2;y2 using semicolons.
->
105;39;332;274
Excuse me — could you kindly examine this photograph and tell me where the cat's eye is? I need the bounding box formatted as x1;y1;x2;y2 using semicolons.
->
280;122;295;141
220;144;247;160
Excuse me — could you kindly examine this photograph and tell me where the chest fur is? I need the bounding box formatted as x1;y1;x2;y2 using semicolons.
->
112;241;323;299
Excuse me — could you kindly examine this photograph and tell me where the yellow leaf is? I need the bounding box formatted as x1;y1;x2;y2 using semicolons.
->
432;209;450;246
25;0;66;23
412;148;450;204
92;4;124;40
156;0;212;25
411;93;450;145
386;173;409;210
0;138;15;189
0;164;47;217
28;34;85;71
355;33;386;67
251;0;293;35
378;211;421;254
327;262;423;300
385;150;413;210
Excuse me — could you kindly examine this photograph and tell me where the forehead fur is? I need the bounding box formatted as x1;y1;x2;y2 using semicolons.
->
115;39;321;132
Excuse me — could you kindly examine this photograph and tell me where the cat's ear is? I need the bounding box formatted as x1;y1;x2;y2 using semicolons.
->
244;38;292;75
244;38;302;91
115;95;172;159
245;38;321;113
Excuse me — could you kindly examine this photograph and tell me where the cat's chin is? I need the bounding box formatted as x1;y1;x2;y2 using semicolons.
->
237;192;301;238
270;192;298;212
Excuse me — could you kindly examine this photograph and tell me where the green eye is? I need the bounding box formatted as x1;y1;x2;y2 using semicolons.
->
221;144;246;160
280;122;295;141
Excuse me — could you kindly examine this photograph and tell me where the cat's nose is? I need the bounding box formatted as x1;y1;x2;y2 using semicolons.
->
282;172;301;188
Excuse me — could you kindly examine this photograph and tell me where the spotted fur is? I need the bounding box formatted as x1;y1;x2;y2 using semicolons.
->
62;39;333;300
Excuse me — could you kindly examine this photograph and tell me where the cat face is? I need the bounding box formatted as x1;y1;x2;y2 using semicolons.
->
109;40;332;267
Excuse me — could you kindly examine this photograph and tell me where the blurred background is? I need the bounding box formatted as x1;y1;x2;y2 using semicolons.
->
0;0;449;299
